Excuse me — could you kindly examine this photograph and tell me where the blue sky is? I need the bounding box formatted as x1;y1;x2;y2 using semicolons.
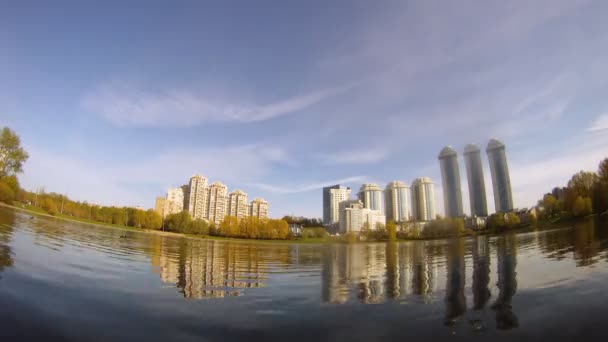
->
2;0;608;218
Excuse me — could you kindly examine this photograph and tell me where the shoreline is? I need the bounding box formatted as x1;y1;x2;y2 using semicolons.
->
0;202;325;245
0;202;586;244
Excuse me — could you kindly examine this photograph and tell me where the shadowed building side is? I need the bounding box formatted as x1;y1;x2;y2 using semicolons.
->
487;139;514;212
438;146;464;218
464;144;488;217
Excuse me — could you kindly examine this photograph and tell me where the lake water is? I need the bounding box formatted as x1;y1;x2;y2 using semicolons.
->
1;207;608;341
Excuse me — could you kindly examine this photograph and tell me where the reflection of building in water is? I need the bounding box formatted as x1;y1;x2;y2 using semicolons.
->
411;243;437;299
321;244;387;304
492;234;518;330
445;239;466;325
152;237;270;299
472;236;491;310
397;244;413;298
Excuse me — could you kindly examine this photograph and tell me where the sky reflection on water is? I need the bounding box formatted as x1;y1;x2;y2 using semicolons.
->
1;208;608;341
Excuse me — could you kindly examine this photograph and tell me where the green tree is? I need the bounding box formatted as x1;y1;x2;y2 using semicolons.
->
542;194;558;217
568;171;598;197
165;211;192;233
0;181;15;203
505;212;520;228
143;209;162;230
188;219;209;235
598;158;608;183
0;127;29;179
42;197;58;215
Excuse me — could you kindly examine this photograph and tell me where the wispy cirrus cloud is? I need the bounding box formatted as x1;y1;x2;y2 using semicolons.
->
81;81;356;127
316;147;391;165
587;113;608;132
246;176;367;194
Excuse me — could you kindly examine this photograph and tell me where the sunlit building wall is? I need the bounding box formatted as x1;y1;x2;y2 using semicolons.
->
249;198;269;219
339;200;386;233
227;190;249;220
154;197;166;217
411;177;436;221
165;187;185;216
206;182;228;226
187;175;209;220
323;185;352;225
384;181;411;223
358;183;383;213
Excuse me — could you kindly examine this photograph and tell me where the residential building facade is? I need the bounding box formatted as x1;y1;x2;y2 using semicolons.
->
384;181;411;223
154;197;166;218
439;146;464;218
249;198;269;219
227;189;249;220
339;199;386;233
166;187;185;216
206;182;228;226
463;144;488;217
187;175;208;220
358;183;383;212
323;185;351;225
486;139;514;212
412;177;436;222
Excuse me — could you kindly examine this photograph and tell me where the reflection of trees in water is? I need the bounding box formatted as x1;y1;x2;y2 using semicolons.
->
573;218;600;266
0;209;16;275
535;217;606;266
444;239;466;326
492;234;518;330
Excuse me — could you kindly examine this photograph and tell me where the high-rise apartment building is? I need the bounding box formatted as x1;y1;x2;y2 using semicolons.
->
206;182;228;226
358;183;383;212
187;175;208;219
249;198;269;219
322;185;352;225
227;189;249;220
412;177;436;222
338;199;386;233
384;181;411;222
463;144;488;217
165;187;185;216
486;139;514;212
154;197;166;217
439;146;464;218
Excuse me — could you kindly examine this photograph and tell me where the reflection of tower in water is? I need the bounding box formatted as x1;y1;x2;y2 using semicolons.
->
472;236;491;310
444;239;466;325
492;234;518;330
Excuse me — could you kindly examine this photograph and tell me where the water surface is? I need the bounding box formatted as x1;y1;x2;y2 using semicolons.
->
1;207;608;341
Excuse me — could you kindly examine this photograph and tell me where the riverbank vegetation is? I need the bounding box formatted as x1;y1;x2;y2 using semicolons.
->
537;158;608;221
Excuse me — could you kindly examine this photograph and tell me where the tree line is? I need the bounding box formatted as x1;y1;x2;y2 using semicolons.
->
164;212;291;240
538;158;608;219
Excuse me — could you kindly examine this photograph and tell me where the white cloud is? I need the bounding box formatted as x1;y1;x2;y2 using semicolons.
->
20;143;291;208
316;147;391;165
587;113;608;132
246;176;367;194
82;81;355;127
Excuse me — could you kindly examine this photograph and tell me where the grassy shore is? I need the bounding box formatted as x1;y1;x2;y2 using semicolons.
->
0;202;331;245
0;202;589;245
